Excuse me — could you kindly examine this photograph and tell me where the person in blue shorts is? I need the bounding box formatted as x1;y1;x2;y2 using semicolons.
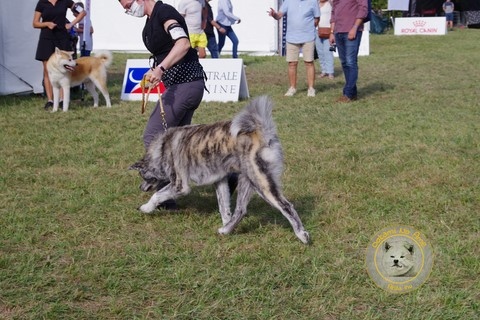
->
443;0;455;31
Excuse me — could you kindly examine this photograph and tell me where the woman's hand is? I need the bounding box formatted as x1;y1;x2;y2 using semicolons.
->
145;67;164;88
46;22;57;30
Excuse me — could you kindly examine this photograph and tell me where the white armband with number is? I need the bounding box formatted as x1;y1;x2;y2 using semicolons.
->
167;23;188;41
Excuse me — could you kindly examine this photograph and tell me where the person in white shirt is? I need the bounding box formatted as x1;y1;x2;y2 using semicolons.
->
216;0;241;58
315;0;335;79
178;0;208;58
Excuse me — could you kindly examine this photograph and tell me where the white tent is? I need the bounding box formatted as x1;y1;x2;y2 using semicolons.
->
69;0;280;52
0;0;44;95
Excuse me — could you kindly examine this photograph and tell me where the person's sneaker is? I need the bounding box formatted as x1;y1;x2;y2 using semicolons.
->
284;87;297;96
44;101;53;110
319;73;328;78
307;87;316;97
328;74;335;80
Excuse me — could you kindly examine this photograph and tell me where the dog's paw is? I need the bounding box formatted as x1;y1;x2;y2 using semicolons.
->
296;230;311;244
217;226;231;235
139;203;156;214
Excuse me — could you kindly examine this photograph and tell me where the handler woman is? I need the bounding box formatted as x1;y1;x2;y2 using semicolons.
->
33;0;86;110
119;0;206;210
118;0;205;148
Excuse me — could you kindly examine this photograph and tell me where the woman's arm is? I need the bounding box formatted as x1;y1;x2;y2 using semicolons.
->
146;19;192;87
32;11;56;29
66;9;86;31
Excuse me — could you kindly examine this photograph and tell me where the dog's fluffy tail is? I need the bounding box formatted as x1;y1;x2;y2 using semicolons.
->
230;95;278;143
93;50;113;68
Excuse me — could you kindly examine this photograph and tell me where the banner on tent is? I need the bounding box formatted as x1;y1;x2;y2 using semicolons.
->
121;59;249;103
394;17;446;35
388;0;410;11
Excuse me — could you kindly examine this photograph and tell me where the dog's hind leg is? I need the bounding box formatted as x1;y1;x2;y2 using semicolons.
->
214;177;232;226
90;76;111;108
245;161;310;244
84;81;99;107
218;175;254;235
257;187;310;244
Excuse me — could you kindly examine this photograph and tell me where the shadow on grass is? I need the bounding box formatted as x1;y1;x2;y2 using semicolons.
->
360;81;395;98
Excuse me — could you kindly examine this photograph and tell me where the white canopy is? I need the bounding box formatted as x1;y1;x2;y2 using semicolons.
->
0;1;44;95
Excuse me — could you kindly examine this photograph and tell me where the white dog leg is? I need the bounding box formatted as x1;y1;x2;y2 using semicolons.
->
139;189;174;213
247;172;310;244
84;81;99;107
52;86;61;112
214;178;232;226
263;193;310;244
62;85;70;112
89;77;111;108
218;177;253;235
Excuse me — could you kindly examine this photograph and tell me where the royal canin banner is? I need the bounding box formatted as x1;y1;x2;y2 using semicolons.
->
394;17;447;35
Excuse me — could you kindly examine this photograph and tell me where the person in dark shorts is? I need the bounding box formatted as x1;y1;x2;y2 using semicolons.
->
33;0;86;110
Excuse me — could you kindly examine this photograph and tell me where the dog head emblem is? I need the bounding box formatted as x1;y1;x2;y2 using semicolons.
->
54;47;77;73
382;240;416;277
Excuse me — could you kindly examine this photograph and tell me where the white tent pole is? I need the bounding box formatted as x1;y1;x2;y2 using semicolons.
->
83;0;92;53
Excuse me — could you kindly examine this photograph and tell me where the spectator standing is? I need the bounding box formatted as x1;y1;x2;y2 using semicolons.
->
73;2;94;57
443;0;455;31
330;0;368;103
268;0;320;97
33;0;86;110
178;0;208;58
315;0;335;79
118;0;206;210
217;0;241;58
205;0;225;58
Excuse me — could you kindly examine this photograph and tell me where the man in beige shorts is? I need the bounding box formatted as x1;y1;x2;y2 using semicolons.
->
268;1;320;97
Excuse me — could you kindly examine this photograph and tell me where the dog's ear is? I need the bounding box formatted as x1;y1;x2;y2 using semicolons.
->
129;160;144;171
384;241;391;252
405;243;414;254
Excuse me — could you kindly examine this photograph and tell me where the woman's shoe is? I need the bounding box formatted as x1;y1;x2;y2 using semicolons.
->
44;101;53;110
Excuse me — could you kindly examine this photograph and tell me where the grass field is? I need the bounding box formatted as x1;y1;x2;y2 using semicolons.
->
1;29;479;319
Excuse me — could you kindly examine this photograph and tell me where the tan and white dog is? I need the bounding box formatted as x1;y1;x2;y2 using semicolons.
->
46;47;112;112
130;96;310;244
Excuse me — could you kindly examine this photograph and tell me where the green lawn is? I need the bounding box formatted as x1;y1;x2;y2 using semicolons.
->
1;29;479;319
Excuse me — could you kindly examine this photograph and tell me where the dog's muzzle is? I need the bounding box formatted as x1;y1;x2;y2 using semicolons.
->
64;64;76;72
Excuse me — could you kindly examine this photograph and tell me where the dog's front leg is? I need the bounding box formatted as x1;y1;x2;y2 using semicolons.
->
52;86;61;112
214;178;232;226
139;188;176;213
218;177;253;235
62;84;70;111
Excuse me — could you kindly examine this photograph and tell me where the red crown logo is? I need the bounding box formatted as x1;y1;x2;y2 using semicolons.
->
413;20;427;27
